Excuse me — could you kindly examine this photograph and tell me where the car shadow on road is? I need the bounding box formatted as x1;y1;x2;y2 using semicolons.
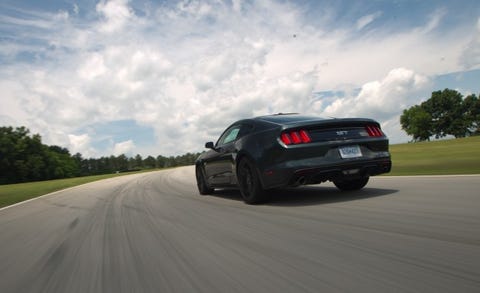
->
211;186;399;207
267;186;399;206
208;188;245;202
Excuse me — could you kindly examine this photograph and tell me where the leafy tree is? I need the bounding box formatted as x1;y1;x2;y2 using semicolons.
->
463;94;480;134
46;145;78;179
156;155;168;168
116;154;129;171
401;89;480;140
421;89;466;138
0;126;79;183
144;156;156;168
134;154;143;168
73;153;89;176
400;105;432;141
128;157;136;170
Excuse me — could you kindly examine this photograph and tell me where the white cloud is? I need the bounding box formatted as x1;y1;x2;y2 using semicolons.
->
460;18;480;69
68;134;96;157
78;53;107;80
96;0;134;33
323;68;431;118
356;11;382;31
416;8;446;34
0;0;479;156
177;0;213;18
113;140;135;156
0;79;29;125
232;0;243;13
0;14;53;29
322;68;431;142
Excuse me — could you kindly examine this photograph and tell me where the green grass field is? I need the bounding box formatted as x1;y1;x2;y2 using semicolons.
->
1;136;479;208
388;136;480;175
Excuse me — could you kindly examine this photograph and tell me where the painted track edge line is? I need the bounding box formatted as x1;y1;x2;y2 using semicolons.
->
0;171;164;212
0;184;88;212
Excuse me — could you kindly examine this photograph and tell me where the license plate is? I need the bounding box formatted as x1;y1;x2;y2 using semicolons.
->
339;145;362;159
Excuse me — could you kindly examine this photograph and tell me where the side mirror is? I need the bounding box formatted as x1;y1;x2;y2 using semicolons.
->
205;142;215;149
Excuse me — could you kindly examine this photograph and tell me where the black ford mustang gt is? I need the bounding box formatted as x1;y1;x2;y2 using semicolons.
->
195;113;391;204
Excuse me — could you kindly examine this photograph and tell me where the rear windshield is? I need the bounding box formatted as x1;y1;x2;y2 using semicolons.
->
256;114;324;124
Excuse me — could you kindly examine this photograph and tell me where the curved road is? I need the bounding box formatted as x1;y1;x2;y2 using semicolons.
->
0;167;479;292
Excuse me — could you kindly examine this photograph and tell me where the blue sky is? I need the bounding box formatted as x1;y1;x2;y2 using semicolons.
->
1;0;479;157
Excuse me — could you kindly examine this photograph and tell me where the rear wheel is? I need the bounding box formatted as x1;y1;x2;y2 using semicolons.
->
237;158;267;204
333;177;369;191
196;165;214;195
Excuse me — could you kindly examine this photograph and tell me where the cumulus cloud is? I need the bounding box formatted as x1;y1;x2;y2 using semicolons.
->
68;134;96;157
78;53;107;80
113;140;135;156
0;0;478;156
321;68;431;141
323;68;431;119
96;0;134;33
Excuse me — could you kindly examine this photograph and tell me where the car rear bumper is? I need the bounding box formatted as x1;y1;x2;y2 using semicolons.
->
260;157;392;189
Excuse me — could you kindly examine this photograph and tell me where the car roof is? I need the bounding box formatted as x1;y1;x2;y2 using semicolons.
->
254;113;325;125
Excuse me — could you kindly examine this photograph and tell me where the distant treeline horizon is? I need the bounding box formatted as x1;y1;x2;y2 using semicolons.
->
0;126;201;185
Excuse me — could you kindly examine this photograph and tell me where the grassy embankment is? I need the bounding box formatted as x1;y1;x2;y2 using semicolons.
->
389;136;480;175
1;136;480;208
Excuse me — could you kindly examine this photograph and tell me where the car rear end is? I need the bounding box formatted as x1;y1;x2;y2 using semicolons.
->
256;117;392;189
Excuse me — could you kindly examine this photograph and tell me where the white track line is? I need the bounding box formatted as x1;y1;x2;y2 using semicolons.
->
0;184;85;212
1;173;479;212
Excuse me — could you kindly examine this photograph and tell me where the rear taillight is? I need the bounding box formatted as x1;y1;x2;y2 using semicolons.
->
366;125;383;137
280;130;312;145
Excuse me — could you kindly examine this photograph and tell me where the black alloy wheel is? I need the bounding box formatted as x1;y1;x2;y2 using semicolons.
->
333;177;369;191
237;158;266;204
196;165;214;195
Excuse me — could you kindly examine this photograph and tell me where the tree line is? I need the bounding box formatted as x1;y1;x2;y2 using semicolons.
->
400;89;479;141
0;126;201;185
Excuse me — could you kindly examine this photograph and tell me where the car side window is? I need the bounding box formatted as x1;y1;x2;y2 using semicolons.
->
223;128;240;144
217;125;242;146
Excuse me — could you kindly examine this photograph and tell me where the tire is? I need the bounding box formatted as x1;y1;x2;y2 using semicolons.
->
196;165;214;195
333;177;369;191
237;158;267;204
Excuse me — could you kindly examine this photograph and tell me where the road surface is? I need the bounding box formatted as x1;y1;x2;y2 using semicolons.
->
1;167;479;292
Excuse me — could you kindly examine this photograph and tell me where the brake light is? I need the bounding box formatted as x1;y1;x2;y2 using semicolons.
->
280;130;312;145
280;133;292;145
290;132;302;144
299;130;311;143
366;125;383;137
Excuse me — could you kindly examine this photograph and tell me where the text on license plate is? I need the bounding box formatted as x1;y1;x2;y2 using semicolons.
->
338;145;362;159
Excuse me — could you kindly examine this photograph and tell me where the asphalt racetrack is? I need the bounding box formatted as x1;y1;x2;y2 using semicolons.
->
1;167;479;292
